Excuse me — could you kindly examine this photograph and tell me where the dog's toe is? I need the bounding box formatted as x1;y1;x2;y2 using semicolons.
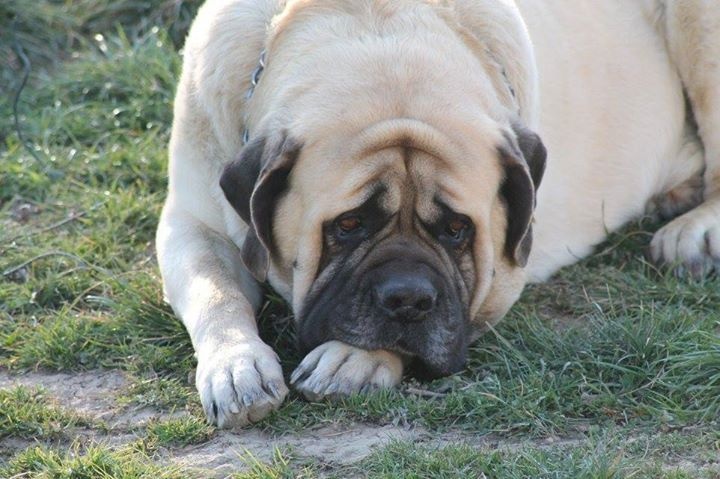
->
650;203;720;279
291;340;402;401
196;341;288;428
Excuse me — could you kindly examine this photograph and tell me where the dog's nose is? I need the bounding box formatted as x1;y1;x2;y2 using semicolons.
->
374;275;437;321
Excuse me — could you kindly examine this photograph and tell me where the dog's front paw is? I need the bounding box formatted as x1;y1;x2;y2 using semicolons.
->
650;201;720;279
196;340;288;428
290;340;403;401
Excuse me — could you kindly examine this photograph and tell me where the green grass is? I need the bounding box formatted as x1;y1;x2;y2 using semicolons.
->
336;431;720;479
0;0;199;92
2;431;716;479
145;415;214;447
118;375;197;411
242;427;720;478
0;442;187;479
230;428;720;478
232;449;318;479
2;1;719;477
0;386;89;440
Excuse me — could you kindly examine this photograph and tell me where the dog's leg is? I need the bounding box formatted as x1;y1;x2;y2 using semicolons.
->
156;206;288;427
647;136;705;221
650;0;720;278
647;173;704;222
290;341;403;401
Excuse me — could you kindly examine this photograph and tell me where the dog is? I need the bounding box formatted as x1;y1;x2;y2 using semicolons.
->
156;0;720;427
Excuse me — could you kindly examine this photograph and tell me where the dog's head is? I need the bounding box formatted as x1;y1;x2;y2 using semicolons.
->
219;1;545;377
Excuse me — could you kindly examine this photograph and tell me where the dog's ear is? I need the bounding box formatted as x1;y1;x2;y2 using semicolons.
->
499;122;547;267
220;133;301;281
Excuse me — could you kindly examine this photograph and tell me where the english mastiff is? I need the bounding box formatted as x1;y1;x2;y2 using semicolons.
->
156;0;720;427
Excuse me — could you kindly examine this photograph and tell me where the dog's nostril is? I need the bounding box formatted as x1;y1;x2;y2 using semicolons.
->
387;296;404;311
416;297;433;312
375;275;437;320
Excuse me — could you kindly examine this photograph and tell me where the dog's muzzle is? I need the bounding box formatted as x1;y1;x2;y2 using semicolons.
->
298;258;469;378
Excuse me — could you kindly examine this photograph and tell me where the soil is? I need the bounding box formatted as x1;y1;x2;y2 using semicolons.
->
0;370;430;475
1;369;713;477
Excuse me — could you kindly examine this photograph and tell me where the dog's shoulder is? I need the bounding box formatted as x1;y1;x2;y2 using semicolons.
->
176;1;283;158
168;1;285;236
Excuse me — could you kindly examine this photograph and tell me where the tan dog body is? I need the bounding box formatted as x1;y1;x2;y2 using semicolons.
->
157;0;720;426
521;0;702;280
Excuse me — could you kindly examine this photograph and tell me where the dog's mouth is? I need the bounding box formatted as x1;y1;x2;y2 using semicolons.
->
298;291;470;378
315;323;468;378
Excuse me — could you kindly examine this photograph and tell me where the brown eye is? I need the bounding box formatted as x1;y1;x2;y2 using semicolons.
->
446;218;467;238
338;216;362;233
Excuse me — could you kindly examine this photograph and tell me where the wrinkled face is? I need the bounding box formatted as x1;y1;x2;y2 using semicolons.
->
220;120;545;377
295;150;481;376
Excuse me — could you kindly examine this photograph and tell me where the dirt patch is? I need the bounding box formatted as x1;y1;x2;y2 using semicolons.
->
0;369;420;474
0;370;625;473
2;369;716;477
0;370;127;411
172;423;417;476
0;369;155;428
0;369;487;475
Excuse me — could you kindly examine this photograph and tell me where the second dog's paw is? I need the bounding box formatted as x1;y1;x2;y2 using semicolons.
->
650;201;720;279
290;340;403;401
196;340;288;428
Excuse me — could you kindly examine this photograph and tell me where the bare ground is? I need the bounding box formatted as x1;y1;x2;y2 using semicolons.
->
1;369;716;477
0;369;434;475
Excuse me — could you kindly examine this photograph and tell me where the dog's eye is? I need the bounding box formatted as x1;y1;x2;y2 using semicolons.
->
445;218;468;239
337;216;362;234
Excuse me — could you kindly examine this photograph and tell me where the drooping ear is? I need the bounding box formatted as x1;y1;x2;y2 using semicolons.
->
513;122;546;190
219;133;301;281
220;137;266;225
499;123;547;267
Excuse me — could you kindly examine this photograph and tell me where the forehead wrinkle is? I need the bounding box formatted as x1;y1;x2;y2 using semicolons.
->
346;146;413;214
404;147;443;218
345;144;405;187
342;145;449;220
350;118;462;166
338;182;387;216
435;186;464;207
396;147;418;231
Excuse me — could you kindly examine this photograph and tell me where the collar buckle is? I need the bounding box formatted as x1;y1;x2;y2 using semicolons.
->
242;49;267;144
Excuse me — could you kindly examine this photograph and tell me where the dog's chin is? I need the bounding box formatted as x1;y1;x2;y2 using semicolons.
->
409;355;466;380
401;326;470;379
